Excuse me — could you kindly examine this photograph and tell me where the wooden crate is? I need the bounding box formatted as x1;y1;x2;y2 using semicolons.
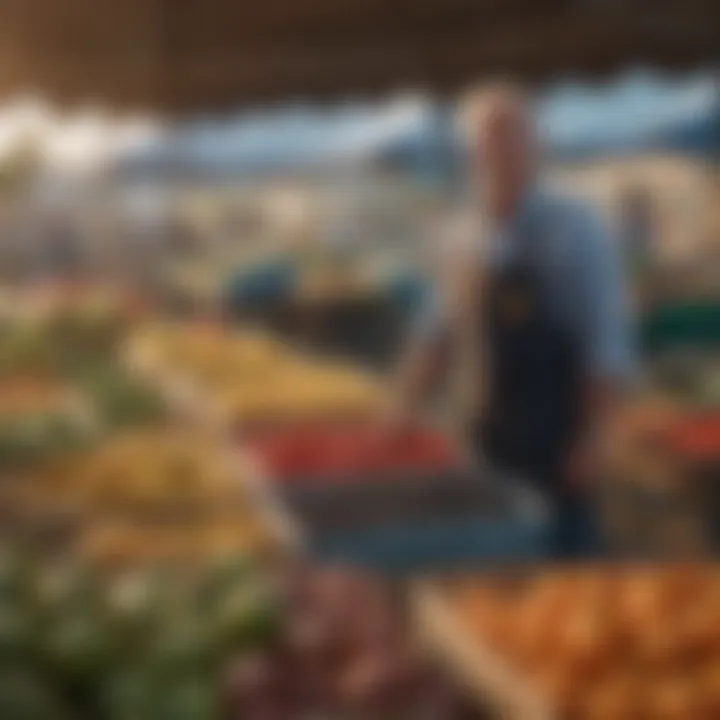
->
412;580;552;720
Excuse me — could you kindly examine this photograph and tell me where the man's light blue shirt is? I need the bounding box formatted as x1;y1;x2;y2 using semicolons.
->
416;187;635;382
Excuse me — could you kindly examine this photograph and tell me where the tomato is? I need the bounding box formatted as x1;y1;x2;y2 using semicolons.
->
249;422;459;482
317;443;362;475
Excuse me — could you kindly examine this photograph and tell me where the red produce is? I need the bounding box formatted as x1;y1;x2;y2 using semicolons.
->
222;567;478;720
247;422;461;482
314;438;367;475
663;414;720;465
265;437;324;477
222;652;283;705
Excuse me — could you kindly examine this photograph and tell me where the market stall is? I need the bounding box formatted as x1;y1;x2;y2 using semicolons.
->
0;0;717;716
0;266;717;718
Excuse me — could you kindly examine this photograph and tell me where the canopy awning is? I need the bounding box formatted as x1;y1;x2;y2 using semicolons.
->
0;0;717;114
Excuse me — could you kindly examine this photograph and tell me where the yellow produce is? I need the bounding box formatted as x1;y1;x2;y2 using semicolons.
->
25;426;284;567
128;324;384;427
79;514;278;566
34;428;248;515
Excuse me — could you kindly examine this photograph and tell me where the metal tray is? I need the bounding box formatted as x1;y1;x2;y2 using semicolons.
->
299;476;550;573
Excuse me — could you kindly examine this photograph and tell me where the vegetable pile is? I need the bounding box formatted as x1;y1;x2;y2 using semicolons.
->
12;428;281;566
128;324;383;428
248;423;461;480
0;295;166;470
0;553;478;720
0;374;93;472
442;565;720;720
222;566;478;720
648;353;720;410
0;288;486;719
70;362;167;431
0;548;276;720
35;429;249;516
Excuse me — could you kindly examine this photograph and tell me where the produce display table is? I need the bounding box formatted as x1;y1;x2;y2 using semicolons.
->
247;423;550;572
1;289;496;720
0;307;301;566
125;323;385;432
660;412;720;551
606;401;720;557
414;579;550;720
302;477;548;573
127;319;552;571
5;269;720;718
0;427;297;568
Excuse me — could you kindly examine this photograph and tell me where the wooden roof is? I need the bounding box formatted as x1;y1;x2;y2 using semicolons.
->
0;0;717;114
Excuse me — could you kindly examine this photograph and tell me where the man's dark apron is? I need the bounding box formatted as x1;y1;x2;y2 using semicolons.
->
473;232;600;558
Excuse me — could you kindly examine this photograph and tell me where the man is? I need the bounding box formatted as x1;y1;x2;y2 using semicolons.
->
620;185;656;275
391;84;634;558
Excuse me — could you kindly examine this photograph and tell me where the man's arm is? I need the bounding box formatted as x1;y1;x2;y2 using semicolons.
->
387;292;452;424
568;207;635;486
388;212;482;425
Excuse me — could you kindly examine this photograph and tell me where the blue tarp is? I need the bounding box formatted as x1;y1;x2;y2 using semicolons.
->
120;71;719;178
541;71;720;159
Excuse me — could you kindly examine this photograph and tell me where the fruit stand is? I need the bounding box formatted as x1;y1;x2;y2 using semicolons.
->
5;281;717;719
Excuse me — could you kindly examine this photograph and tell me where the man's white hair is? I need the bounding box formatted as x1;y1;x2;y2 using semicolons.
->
455;81;534;149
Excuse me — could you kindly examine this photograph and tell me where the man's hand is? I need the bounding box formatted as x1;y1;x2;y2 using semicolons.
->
564;434;605;492
566;378;624;492
377;396;417;439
